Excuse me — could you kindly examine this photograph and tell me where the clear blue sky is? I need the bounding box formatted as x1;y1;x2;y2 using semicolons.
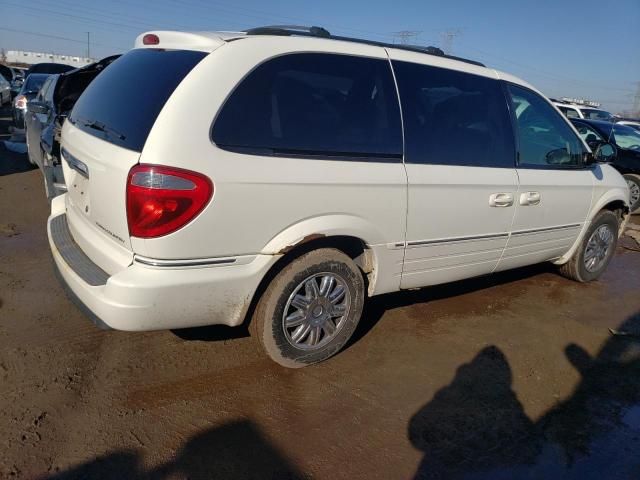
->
1;0;639;113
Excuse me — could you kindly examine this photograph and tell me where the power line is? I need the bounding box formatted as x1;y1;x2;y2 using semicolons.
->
456;42;636;93
392;31;421;44
0;27;128;51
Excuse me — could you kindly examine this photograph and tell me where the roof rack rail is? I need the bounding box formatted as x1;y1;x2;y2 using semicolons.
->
245;25;331;38
243;25;485;67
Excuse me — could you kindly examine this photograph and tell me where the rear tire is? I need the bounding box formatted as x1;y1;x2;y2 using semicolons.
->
624;174;640;213
251;248;365;368
558;210;618;282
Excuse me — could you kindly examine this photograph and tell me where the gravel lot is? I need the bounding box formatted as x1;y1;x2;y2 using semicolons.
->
1;104;640;479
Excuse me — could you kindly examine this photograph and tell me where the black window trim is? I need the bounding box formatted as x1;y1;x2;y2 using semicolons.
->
503;81;591;171
209;51;404;163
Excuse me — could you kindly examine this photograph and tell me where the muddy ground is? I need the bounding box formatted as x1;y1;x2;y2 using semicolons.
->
1;104;640;479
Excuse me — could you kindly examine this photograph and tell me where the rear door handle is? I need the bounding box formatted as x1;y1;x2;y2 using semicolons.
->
489;192;514;207
520;191;541;206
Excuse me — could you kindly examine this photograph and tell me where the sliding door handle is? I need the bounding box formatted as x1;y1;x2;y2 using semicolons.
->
489;193;514;207
520;191;541;206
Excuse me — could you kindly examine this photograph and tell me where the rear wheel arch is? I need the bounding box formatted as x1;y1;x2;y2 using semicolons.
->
241;234;375;330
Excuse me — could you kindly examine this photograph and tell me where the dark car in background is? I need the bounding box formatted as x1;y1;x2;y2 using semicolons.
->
0;75;11;105
13;73;51;129
24;55;120;198
571;118;640;212
0;64;15;83
24;62;75;77
0;64;22;100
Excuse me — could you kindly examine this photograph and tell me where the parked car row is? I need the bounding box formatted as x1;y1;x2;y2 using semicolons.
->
571;118;640;212
552;99;615;122
45;26;631;367
0;63;26;99
23;56;120;198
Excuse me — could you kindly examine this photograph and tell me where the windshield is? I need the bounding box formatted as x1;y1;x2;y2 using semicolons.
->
581;108;613;122
23;74;49;94
69;48;206;152
611;124;640;151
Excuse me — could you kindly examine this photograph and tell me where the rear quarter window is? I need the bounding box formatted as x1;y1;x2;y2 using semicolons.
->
212;53;403;160
69;49;206;152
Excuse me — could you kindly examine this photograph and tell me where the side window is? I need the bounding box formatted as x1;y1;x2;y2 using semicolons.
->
566;108;580;118
507;85;585;168
45;78;56;104
212;53;402;159
37;78;51;102
557;106;579;118
573;122;604;144
392;61;515;168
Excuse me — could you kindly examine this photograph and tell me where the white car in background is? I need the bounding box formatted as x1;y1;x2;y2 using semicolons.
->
49;27;630;367
553;100;614;121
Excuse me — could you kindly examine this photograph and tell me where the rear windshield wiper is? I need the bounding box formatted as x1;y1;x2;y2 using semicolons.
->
76;117;126;141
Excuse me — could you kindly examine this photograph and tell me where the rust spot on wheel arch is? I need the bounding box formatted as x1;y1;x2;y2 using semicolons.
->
278;233;327;254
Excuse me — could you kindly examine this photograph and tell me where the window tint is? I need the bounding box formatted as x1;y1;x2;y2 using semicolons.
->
507;85;585;168
212;53;402;159
23;74;49;94
69;49;206;152
612;124;640;151
582;108;613;122
558;106;580;118
573;122;604;144
37;77;53;102
391;61;514;168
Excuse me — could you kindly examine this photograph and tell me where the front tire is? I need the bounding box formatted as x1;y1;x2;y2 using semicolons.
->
251;248;365;368
558;210;618;282
624;174;640;213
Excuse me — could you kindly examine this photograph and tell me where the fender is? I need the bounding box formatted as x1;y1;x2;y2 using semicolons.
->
554;182;629;265
260;214;402;296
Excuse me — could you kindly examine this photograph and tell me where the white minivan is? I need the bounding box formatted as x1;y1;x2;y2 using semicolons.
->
49;27;630;367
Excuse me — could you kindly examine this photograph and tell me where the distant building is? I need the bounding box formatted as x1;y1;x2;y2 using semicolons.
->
4;50;95;67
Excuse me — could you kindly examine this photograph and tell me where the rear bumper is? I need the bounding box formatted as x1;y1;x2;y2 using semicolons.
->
48;207;278;331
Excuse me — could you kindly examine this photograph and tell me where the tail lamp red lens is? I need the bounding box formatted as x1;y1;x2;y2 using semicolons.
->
126;165;213;238
142;34;160;45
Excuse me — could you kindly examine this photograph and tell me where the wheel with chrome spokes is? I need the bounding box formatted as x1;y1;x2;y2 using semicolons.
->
583;224;614;273
251;248;365;368
624;174;640;213
282;272;351;350
558;209;619;282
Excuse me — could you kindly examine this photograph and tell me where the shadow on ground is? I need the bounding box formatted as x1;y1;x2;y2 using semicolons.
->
42;419;306;480
409;311;640;479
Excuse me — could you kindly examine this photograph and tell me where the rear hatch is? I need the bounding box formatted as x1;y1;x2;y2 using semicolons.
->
61;48;207;273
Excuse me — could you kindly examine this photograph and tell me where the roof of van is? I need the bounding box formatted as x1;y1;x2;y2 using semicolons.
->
135;26;482;65
133;27;536;91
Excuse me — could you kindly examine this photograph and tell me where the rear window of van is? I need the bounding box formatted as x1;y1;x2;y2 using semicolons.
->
69;49;206;152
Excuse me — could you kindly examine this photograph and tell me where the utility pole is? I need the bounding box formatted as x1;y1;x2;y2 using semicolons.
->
633;81;640;118
440;29;461;55
86;32;91;59
392;30;421;45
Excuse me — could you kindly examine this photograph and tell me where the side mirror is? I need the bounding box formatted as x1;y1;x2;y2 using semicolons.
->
28;102;49;115
594;143;616;163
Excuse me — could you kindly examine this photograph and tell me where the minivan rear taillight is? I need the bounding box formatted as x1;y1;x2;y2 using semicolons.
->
126;165;213;238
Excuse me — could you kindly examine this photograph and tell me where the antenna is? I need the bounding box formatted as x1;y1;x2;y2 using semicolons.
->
440;28;461;55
